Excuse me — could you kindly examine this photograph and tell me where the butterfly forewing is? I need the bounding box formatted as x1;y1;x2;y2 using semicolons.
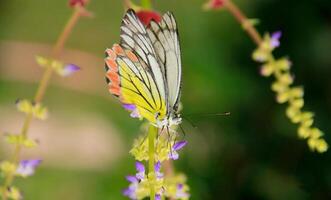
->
147;12;182;112
120;9;166;103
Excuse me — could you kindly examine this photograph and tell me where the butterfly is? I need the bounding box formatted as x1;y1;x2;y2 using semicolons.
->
105;9;182;128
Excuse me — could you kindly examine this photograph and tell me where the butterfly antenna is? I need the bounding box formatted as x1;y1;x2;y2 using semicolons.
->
185;112;231;118
181;116;198;128
203;112;231;116
179;124;187;137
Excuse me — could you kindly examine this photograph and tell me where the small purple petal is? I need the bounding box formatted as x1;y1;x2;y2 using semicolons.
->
155;162;164;179
123;104;141;118
130;109;141;118
156;171;164;179
136;171;145;180
123;187;136;199
62;64;80;76
21;159;42;168
272;31;282;39
176;184;190;198
135;162;145;180
16;159;42;177
169;151;179;160
155;194;161;200
123;104;136;111
154;161;161;172
126;175;138;183
135;162;145;173
272;31;282;40
173;141;188;151
270;31;282;48
177;184;183;190
123;179;139;199
123;188;132;196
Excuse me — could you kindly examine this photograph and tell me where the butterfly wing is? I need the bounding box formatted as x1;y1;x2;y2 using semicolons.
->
146;12;182;112
105;44;166;123
120;9;167;106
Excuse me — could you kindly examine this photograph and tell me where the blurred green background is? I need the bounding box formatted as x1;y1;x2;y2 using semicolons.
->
1;0;331;199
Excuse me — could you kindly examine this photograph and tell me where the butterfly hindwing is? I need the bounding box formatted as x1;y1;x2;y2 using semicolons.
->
147;12;182;111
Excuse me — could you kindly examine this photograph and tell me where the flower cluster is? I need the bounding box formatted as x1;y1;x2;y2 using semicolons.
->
2;95;44;198
5;134;38;148
252;32;328;153
163;174;189;199
0;159;41;199
130;135;187;162
123;161;164;199
0;98;44;199
16;99;48;120
124;129;190;200
123;161;189;200
36;55;80;77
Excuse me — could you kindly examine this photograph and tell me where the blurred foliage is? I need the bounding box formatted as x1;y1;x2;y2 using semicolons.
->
1;0;331;199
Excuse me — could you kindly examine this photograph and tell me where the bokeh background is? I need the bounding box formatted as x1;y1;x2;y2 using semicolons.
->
1;0;331;199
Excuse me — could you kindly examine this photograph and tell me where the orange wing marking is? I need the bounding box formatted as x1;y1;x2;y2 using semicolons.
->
105;44;123;97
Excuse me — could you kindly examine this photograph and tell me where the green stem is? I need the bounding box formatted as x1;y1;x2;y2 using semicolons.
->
141;0;152;9
148;125;157;200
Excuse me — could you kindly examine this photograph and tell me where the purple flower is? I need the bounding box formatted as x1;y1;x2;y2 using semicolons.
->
123;104;136;111
122;104;141;118
176;184;190;198
126;175;138;183
16;159;42;177
61;64;80;76
169;141;188;160
270;31;282;48
135;161;145;180
155;194;161;200
123;175;139;199
123;180;138;200
154;161;163;179
123;161;165;199
173;141;188;151
123;162;146;199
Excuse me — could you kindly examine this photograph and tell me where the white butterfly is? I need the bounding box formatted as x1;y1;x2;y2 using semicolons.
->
105;9;182;128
